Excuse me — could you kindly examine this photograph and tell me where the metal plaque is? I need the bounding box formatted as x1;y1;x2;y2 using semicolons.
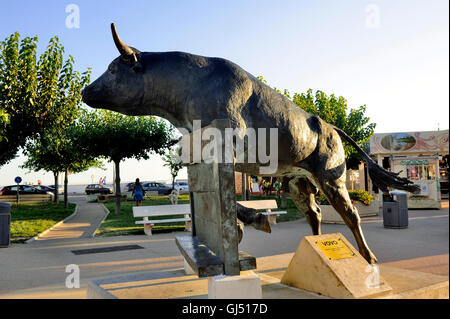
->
316;238;355;260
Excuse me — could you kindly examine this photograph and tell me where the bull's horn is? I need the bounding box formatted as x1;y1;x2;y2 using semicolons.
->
111;23;137;62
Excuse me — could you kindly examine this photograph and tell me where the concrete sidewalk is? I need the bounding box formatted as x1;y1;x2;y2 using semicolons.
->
30;202;108;242
0;205;447;298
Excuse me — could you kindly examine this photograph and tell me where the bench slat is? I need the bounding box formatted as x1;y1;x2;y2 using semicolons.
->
237;200;278;210
134;211;190;218
136;217;191;224
262;210;287;215
133;204;190;217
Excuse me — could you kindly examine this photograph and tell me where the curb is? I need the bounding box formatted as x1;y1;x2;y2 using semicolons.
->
91;203;110;238
25;203;79;244
86;280;117;299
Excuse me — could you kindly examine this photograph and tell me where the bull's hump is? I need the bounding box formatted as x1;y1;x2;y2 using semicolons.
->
142;51;214;69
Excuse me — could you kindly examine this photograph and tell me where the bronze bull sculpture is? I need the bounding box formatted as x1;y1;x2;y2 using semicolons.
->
82;24;419;264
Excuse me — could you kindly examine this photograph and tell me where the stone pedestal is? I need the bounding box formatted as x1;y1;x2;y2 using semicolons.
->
208;271;262;299
176;119;256;278
281;233;393;299
184;259;195;275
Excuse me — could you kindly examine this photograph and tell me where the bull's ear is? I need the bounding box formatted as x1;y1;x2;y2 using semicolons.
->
132;61;143;73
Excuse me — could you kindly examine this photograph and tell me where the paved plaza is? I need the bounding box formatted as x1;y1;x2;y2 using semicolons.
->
0;196;448;298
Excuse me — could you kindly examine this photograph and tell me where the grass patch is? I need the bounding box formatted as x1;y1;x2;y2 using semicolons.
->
97;193;304;237
10;202;76;240
97;195;190;237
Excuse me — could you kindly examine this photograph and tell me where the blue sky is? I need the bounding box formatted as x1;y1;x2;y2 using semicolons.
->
0;0;448;186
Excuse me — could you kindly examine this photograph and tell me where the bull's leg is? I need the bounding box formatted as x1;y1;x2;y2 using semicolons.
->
288;177;322;235
318;178;378;264
236;203;271;233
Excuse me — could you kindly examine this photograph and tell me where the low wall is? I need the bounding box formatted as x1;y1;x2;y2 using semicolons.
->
320;200;380;224
407;199;441;209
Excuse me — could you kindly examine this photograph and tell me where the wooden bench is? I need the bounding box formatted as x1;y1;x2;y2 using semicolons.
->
0;194;53;204
132;204;191;236
237;199;287;225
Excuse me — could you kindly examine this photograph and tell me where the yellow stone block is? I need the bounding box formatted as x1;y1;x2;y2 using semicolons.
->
280;233;392;299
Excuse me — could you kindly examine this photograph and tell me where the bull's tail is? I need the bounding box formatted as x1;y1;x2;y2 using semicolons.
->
334;127;420;195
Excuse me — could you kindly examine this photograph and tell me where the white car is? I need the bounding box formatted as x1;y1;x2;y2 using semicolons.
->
172;181;189;193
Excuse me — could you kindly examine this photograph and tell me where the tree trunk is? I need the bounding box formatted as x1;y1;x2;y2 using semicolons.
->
281;191;287;209
114;159;121;215
246;175;251;200
53;172;59;204
281;177;290;209
64;169;68;208
241;173;247;201
172;175;176;190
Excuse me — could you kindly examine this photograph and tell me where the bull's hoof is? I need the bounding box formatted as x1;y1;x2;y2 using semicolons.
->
254;214;271;234
364;252;378;264
237;223;244;243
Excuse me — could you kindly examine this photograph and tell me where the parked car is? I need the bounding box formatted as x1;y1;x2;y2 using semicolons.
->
85;184;113;195
46;185;64;194
142;182;172;195
33;185;56;194
172;181;189;193
0;185;54;196
124;182;135;192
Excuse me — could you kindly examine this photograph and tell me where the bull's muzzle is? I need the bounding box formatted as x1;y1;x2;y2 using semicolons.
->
81;84;99;107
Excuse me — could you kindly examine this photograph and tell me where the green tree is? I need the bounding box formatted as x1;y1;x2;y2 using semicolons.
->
75;110;176;214
22;124;104;207
21;42;91;207
162;147;184;190
258;77;376;168
0;32;86;166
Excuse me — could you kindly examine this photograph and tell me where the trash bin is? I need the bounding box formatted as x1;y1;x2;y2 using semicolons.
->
382;191;408;229
0;202;11;247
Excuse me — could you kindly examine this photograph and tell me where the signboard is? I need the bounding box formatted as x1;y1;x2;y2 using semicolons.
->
370;130;449;154
413;181;430;196
316;238;355;260
14;176;22;184
400;159;429;165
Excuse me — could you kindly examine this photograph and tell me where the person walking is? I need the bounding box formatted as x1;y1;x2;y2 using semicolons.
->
132;178;145;206
274;179;281;199
264;179;270;196
259;178;265;195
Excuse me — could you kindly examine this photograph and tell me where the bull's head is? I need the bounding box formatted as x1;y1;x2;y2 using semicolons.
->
82;23;146;114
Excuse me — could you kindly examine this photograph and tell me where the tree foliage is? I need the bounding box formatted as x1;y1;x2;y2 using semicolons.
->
162;147;184;189
0;32;90;166
23;126;103;207
13;34;93;206
21;51;94;207
74;109;176;213
75;110;176;163
23;126;103;176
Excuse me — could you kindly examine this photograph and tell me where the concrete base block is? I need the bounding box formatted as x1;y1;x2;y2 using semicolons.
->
185;220;192;232
208;271;262;299
268;214;278;225
143;223;153;236
184;259;195;275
